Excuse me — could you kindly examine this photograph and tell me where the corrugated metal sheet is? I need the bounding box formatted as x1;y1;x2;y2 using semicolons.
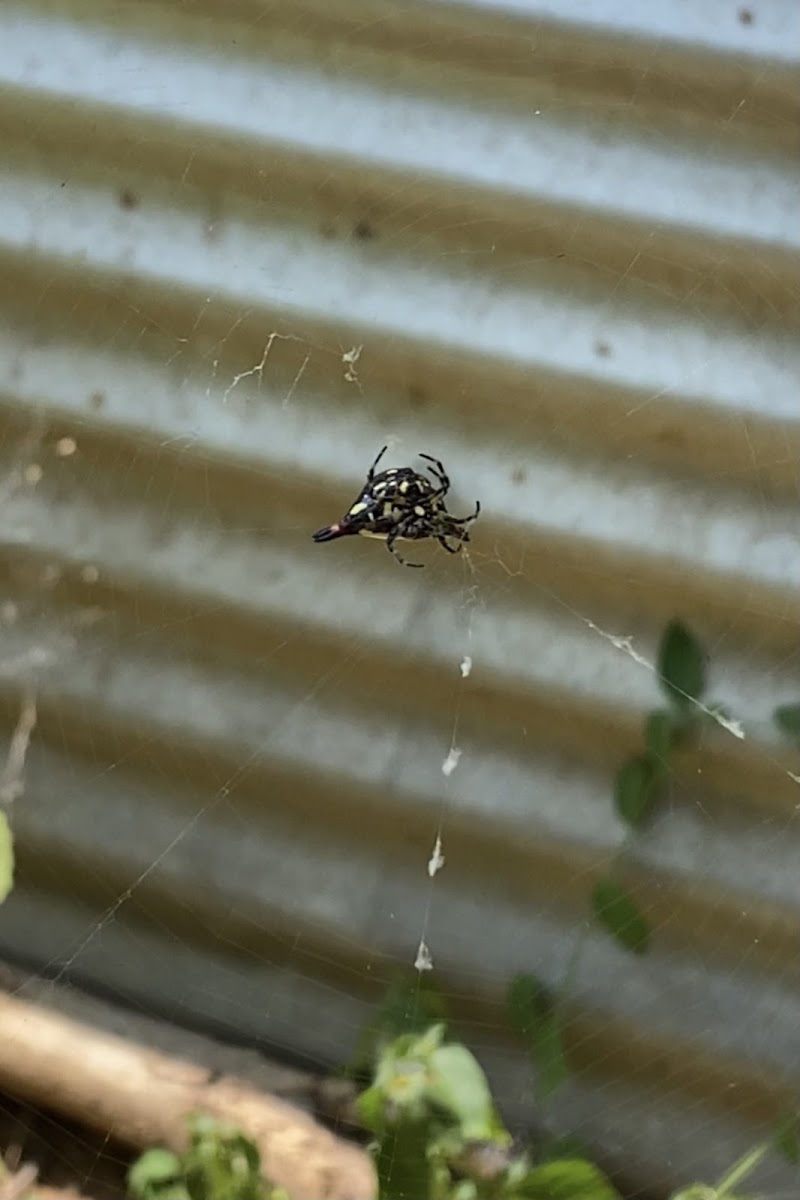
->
0;0;799;1194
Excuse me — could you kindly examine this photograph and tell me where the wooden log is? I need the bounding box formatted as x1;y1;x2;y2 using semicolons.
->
0;992;375;1200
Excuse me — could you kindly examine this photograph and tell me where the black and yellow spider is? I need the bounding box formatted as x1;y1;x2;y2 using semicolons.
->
312;446;480;567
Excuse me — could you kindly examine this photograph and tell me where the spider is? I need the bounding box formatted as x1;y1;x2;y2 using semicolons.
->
312;446;480;567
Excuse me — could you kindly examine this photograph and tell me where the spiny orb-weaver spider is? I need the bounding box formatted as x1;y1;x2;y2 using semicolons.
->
312;446;481;568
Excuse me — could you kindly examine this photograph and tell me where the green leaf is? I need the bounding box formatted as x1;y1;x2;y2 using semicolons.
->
182;1116;269;1200
363;1024;447;1133
224;1132;261;1176
658;620;706;707
138;1184;191;1200
591;878;651;955
506;975;569;1099
127;1149;186;1199
509;1157;621;1199
775;703;800;741
129;1117;277;1200
530;1012;569;1100
614;754;661;830
427;1043;509;1143
0;811;13;905
644;709;680;761
450;1182;479;1200
413;1022;447;1058
357;1083;385;1134
507;973;552;1032
374;1118;434;1200
378;1055;428;1111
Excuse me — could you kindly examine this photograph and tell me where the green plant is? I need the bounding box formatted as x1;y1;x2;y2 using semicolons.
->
507;620;734;1102
506;974;568;1103
774;701;800;746
347;972;450;1082
127;1114;287;1200
611;619;712;830
0;693;37;907
670;1110;800;1199
0;810;12;905
359;1022;620;1199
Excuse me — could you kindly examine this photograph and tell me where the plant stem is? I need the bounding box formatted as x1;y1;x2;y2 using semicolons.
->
715;1138;770;1197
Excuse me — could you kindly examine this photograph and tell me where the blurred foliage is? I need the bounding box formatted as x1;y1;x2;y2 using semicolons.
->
506;974;568;1102
127;1114;287;1200
347;972;450;1082
774;702;800;744
359;1022;620;1200
0;811;12;904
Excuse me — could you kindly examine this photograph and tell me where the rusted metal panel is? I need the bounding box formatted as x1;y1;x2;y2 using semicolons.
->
0;1;798;1195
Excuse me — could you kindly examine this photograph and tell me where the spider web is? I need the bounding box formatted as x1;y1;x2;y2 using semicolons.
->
0;1;799;1198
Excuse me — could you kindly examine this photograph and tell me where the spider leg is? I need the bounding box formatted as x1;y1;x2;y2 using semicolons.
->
418;453;446;477
435;499;479;549
450;499;480;524
387;525;425;568
367;445;388;482
418;453;449;494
